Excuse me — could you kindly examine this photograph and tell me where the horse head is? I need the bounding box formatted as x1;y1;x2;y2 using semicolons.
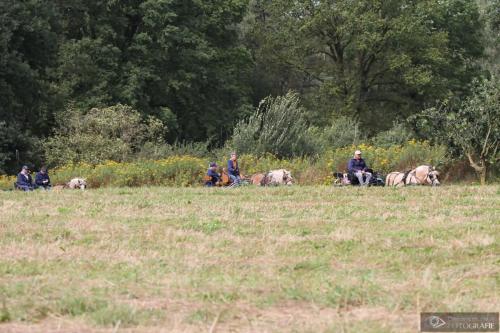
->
427;167;440;186
283;170;294;185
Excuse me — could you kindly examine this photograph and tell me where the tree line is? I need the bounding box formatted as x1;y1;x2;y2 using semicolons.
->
0;0;498;175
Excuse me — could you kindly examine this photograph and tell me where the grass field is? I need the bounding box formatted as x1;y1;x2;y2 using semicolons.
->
0;185;498;332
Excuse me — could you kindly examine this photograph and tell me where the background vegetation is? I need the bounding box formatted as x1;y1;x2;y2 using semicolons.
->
0;0;498;182
0;141;447;190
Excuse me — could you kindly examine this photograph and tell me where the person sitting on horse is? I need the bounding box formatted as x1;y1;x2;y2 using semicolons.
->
348;150;372;186
35;166;51;190
205;162;221;187
227;152;241;185
16;165;34;191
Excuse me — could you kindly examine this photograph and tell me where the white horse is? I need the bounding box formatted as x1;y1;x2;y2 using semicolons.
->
254;169;294;186
66;178;88;190
386;165;440;187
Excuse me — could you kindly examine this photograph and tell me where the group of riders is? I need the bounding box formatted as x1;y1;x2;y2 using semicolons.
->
204;150;384;187
205;152;242;187
204;150;439;187
13;150;437;191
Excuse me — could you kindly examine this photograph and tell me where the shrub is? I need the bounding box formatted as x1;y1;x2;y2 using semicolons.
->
372;122;415;148
44;104;166;166
0;175;16;191
136;141;210;160
228;92;314;157
318;116;364;150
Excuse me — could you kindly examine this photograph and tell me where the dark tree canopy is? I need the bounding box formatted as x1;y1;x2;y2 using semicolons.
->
0;0;496;174
243;0;485;130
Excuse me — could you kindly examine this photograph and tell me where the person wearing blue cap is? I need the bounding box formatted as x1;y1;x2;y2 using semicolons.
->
16;165;34;191
205;162;221;187
35;166;51;190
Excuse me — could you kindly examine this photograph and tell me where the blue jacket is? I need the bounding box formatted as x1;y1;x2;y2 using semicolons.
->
206;169;221;186
227;159;240;176
348;158;368;172
35;172;51;187
16;173;33;187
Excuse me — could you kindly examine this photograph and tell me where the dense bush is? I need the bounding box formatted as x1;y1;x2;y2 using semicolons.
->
44;105;166;166
228;92;315;157
372;122;415;148
136;141;211;161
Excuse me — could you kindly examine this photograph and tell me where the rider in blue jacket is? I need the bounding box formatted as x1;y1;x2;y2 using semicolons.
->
205;162;221;187
227;152;241;185
347;150;372;186
35;166;51;190
16;165;34;191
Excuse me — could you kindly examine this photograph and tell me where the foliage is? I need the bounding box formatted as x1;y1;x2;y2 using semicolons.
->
0;174;16;191
0;0;496;175
53;0;252;143
0;122;43;174
229;92;315;157
243;0;485;129
415;77;499;183
372;122;415;148
49;157;207;188
0;0;61;137
43;105;166;166
0;141;447;190
479;0;500;75
0;0;61;174
317;117;364;150
136;141;211;160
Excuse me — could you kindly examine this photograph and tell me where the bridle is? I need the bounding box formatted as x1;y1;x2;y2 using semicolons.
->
424;166;439;186
399;166;439;186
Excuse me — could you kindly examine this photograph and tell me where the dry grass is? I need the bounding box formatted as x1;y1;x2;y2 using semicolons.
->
0;185;498;332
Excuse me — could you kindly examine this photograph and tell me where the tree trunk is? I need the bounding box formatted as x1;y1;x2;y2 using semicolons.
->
480;163;487;186
467;153;487;185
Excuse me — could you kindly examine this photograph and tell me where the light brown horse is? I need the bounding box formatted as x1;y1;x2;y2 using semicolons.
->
251;169;294;186
386;165;440;187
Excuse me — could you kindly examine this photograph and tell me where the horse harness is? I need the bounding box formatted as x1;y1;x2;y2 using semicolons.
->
400;165;437;186
401;170;413;185
260;171;290;186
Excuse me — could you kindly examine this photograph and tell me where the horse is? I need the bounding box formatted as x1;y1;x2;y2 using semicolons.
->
252;169;294;186
66;178;88;190
250;173;265;185
386;165;440;187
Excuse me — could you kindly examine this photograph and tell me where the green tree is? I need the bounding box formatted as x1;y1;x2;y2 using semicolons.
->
54;0;253;143
477;0;499;75
416;77;499;184
0;0;61;173
244;0;485;131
